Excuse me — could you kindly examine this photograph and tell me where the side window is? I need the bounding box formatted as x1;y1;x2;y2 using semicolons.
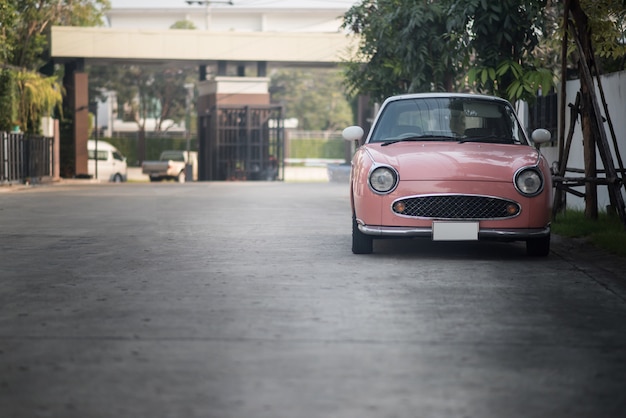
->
113;151;124;161
88;150;107;161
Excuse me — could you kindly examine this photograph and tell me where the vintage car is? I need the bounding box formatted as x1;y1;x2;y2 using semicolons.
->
343;93;553;256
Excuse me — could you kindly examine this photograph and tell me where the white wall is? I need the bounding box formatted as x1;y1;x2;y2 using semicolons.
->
541;69;626;210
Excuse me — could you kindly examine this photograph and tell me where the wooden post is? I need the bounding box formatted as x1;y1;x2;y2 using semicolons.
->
553;93;581;217
558;0;570;167
570;17;626;226
569;1;598;219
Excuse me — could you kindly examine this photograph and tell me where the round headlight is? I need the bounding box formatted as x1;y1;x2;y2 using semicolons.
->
369;166;398;194
515;168;543;196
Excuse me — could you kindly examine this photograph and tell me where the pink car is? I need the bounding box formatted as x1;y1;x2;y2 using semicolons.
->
343;93;553;256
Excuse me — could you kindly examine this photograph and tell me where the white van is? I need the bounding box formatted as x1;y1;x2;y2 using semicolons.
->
88;140;128;182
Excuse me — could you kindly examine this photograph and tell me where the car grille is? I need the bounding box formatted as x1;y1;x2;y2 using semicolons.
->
392;194;520;219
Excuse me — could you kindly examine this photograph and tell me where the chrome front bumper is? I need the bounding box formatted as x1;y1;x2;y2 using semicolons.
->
358;224;550;240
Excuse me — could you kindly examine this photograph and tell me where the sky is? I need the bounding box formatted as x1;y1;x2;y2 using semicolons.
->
109;0;360;9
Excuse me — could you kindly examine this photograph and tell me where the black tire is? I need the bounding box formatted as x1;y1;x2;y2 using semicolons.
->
352;214;373;254
113;174;123;183
526;234;550;256
149;176;160;182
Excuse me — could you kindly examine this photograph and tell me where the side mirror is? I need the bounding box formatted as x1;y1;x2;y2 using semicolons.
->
531;128;551;144
342;126;364;143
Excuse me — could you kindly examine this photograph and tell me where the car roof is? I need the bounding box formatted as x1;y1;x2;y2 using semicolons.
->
382;92;511;105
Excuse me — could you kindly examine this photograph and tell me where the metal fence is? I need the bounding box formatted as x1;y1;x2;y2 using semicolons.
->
1;132;53;185
527;92;558;142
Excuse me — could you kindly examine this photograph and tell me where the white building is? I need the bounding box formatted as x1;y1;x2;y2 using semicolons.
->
96;0;358;136
105;0;356;32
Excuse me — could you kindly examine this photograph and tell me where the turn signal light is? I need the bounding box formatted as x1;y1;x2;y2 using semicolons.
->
393;202;406;213
506;204;519;215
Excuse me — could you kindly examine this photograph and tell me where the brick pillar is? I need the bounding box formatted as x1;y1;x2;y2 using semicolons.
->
73;72;89;176
62;61;89;177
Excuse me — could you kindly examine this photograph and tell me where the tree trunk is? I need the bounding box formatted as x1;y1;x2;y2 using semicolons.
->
137;129;146;164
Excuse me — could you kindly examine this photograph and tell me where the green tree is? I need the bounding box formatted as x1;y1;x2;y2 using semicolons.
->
89;64;194;133
0;1;18;64
0;67;17;131
457;0;555;102
580;0;626;72
89;63;195;161
342;0;556;103
0;0;109;133
4;0;110;70
15;69;63;132
342;0;466;102
270;68;353;131
170;20;197;29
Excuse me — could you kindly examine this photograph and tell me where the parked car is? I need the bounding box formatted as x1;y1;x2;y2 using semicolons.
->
343;92;553;256
141;150;198;183
88;140;127;182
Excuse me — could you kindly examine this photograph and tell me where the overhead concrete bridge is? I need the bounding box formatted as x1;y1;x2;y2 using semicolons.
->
51;26;356;69
50;26;358;177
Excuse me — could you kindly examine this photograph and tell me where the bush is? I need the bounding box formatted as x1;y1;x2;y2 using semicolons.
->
101;136;198;166
552;209;626;258
289;138;344;159
0;69;17;131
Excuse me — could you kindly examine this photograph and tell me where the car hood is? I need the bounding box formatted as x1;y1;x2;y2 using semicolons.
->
364;142;542;182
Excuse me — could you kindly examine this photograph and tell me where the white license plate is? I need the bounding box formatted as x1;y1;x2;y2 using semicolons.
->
432;221;479;241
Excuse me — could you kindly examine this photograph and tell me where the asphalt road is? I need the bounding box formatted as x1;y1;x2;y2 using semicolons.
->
1;181;626;418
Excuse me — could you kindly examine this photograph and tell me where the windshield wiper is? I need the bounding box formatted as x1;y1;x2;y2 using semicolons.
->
381;134;457;146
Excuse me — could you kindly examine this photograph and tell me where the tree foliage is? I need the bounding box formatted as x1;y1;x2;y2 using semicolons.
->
342;0;467;101
170;20;197;30
0;1;18;64
454;0;555;101
0;68;17;130
1;0;110;70
0;0;109;133
342;0;558;103
269;68;354;131
580;0;626;72
15;69;63;132
89;64;194;133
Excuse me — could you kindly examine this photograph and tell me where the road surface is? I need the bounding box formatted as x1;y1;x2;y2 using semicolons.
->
1;181;625;418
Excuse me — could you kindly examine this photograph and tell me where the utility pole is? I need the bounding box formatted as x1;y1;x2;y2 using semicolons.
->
185;0;234;31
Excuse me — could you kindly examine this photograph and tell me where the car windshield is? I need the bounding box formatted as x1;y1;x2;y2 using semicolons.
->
368;97;528;145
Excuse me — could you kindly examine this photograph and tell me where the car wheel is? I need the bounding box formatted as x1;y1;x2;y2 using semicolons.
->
113;174;123;183
149;176;159;182
177;171;186;183
526;234;550;256
352;214;373;254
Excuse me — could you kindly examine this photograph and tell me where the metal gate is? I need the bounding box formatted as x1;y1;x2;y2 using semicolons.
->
1;132;53;184
199;105;284;181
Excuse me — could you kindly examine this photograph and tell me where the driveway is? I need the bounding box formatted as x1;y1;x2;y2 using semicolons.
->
1;182;625;418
